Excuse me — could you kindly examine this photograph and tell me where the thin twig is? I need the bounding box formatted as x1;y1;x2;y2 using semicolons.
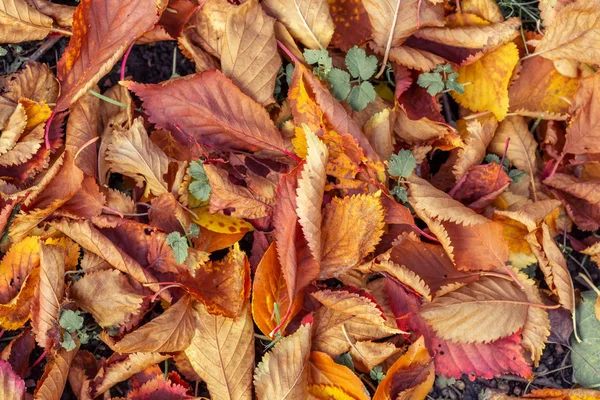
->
29;36;62;63
375;0;403;79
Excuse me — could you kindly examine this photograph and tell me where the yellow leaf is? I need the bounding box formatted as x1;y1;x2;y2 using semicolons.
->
308;351;370;400
308;385;356;400
320;192;385;278
191;206;253;234
19;98;51;130
451;42;519;120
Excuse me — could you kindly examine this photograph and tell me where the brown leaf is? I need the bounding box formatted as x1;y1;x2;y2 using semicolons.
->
51;219;162;294
108;295;196;353
92;352;170;397
508;56;579;118
363;0;443;48
26;0;75;27
518;273;551;367
320;193;385;278
106;117;169;198
65;90;100;177
533;0;600;64
204;164;273;219
0;104;27;155
56;0;160;110
488;116;539;196
71;269;145;328
461;0;504;23
311;289;400;356
297;126;328;262
453;117;498;180
34;343;80;400
526;223;575;312
123;71;288;156
349;341;401;373
563;73;600;155
182;0;232;58
329;0;372;51
254;322;312;399
420;276;529;343
181;303;254;400
263;0;334;49
0;330;36;377
31;243;65;350
221;0;281;105
0;0;54;43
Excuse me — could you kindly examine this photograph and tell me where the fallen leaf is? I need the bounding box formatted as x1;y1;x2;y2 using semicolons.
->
320;193;385;278
308;351;370;400
0;361;25;400
420;276;529;343
451;42;520;120
373;337;434;400
221;0;281;105
56;0;160;110
34;342;80;400
0;0;55;43
254;322;312;399
263;0;334;49
181;303;254;400
107;295;196;353
123;71;288;156
533;0;600;64
563;73;600;155
71;269;145;328
252;242;303;337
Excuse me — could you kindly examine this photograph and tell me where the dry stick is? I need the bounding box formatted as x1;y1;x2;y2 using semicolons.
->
375;0;403;79
29;35;62;63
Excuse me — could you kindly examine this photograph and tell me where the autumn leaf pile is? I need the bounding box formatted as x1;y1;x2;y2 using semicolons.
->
3;0;600;398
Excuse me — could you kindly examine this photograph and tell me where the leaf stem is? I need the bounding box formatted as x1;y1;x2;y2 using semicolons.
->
88;89;128;108
375;0;403;79
120;43;134;81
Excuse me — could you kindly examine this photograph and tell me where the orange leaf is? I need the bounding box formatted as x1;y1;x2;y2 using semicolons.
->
123;71;289;155
252;242;303;337
56;0;160;110
308;351;370;400
373;337;434;400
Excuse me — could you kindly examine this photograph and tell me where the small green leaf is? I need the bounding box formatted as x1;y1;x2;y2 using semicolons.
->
508;169;527;183
484;154;501;165
345;46;378;80
445;78;465;95
388;150;416;178
190;160;208;181
304;49;329;65
435;63;454;74
166;232;189;264
391;185;408;203
0;47;7;57
571;291;600;388
370;366;386;383
334;352;355;372
285;63;295;86
78;330;90;345
61;332;76;351
348;81;376;111
417;72;445;96
189;180;211;202
59;310;84;333
189;223;200;239
327;68;351;101
435;375;457;389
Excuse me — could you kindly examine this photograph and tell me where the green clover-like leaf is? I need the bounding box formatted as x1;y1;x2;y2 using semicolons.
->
61;332;77;351
345;46;378;80
348;81;376;111
189;180;211;202
388;149;416;178
166;231;189;264
190;160;208;181
391;185;408;203
417;72;445;96
59;310;84;333
327;68;351;101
